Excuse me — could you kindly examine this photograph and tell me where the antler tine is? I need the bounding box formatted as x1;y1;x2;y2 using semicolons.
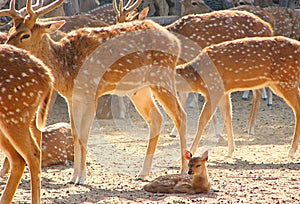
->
0;0;21;19
27;0;64;20
20;0;44;16
123;0;142;13
112;0;120;15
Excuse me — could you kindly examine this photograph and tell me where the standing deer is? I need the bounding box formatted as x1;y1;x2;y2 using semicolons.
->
164;10;274;153
143;150;211;194
1;0;187;185
0;44;53;204
178;36;300;159
0;122;74;177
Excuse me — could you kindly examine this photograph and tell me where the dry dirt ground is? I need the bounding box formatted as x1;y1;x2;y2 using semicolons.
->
0;91;299;203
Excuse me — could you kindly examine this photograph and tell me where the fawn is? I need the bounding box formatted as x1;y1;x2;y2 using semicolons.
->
143;150;211;194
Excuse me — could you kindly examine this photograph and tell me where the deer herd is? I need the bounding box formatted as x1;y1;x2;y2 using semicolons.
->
0;0;298;203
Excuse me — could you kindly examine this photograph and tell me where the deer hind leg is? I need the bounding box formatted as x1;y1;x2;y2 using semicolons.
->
270;85;300;158
247;89;263;135
0;133;25;204
169;92;189;137
150;86;188;174
68;99;98;185
130;88;163;179
0;126;41;204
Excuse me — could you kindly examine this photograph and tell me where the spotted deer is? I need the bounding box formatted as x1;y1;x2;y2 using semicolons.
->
1;0;187;185
0;44;53;204
177;36;300;159
161;10;273;154
0;122;73;177
143;150;211;194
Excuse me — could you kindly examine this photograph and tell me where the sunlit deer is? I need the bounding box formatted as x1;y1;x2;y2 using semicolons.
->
0;122;74;177
177;36;300;159
0;44;53;204
1;0;187;185
163;9;274;149
143;150;211;194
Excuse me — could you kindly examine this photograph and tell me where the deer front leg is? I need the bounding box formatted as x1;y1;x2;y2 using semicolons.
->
130;88;163;179
190;95;222;155
69;98;97;185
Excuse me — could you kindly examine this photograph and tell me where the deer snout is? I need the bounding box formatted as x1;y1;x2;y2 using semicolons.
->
188;169;194;175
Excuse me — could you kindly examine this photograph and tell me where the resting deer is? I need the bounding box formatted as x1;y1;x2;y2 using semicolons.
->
1;0;187;185
0;122;74;177
177;36;300;159
0;44;53;204
143;150;211;194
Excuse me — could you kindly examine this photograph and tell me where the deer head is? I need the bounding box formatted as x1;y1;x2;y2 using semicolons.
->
181;0;212;16
184;150;208;176
1;0;64;55
113;0;148;23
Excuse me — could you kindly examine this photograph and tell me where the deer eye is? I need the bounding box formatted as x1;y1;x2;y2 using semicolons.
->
196;164;201;168
192;2;198;6
21;34;30;40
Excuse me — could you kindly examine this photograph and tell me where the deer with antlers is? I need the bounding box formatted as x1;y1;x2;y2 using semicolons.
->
1;0;188;185
143;150;211;194
178;36;300;158
0;43;53;204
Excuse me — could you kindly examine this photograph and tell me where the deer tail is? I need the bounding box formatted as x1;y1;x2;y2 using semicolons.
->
36;87;53;130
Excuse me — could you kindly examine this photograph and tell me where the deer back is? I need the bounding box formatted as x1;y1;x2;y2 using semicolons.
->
166;10;273;64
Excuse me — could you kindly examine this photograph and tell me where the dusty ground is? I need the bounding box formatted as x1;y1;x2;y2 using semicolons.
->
0;91;299;203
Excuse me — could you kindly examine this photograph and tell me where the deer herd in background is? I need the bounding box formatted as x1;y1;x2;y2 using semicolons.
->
0;0;298;203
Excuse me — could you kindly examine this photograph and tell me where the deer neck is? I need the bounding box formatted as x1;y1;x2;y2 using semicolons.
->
191;169;210;191
32;33;101;98
176;63;208;96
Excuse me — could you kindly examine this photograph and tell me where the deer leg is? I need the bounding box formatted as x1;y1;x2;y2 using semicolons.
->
130;88;163;179
69;98;97;185
219;94;235;158
151;86;188;174
190;95;222;155
267;88;273;106
0;157;10;177
1;126;41;204
247;89;263;135
270;85;300;158
0;134;25;204
170;92;189;137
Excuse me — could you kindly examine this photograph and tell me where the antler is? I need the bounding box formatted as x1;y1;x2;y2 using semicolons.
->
113;0;142;23
0;0;22;23
26;0;64;24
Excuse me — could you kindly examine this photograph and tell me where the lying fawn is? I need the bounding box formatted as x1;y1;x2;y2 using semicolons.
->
0;122;74;177
177;36;300;158
1;0;187;185
0;44;53;204
143;150;211;194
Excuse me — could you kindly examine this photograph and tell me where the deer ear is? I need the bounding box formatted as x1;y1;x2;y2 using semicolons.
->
44;20;65;34
184;150;192;160
138;7;149;20
202;150;208;161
